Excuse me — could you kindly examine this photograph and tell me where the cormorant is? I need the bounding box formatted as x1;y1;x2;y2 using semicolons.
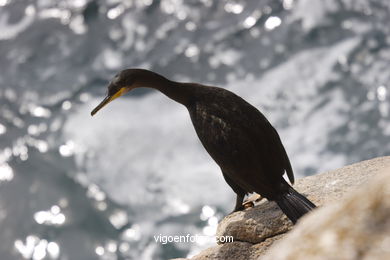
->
91;69;316;224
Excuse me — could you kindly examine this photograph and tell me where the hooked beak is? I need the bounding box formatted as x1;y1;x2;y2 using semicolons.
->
91;87;128;116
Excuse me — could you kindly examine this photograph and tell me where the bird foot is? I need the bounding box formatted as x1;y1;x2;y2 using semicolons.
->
242;194;263;209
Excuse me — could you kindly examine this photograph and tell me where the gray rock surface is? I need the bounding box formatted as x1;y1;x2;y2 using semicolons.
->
172;156;390;260
262;164;390;260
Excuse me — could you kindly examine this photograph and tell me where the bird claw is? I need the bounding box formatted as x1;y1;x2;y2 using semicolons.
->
243;201;255;209
242;194;263;209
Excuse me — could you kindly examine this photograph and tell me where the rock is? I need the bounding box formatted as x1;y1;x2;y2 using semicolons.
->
216;156;390;244
215;202;291;243
171;237;285;260
262;165;390;260
174;156;390;260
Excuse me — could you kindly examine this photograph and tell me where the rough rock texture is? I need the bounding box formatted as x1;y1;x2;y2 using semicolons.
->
262;165;390;260
172;156;390;260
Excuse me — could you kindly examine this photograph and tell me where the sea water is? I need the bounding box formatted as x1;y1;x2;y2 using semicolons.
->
0;0;389;259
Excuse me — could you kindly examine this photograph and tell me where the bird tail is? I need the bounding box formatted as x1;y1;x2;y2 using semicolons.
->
275;186;316;224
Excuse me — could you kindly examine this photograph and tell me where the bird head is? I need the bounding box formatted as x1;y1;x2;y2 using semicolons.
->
91;69;136;116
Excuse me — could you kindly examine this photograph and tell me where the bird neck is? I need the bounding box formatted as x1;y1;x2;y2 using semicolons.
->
137;71;192;106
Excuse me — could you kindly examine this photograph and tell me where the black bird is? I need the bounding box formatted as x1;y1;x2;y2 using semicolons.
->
91;69;316;224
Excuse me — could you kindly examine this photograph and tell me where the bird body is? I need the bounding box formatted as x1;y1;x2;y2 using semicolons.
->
186;85;293;196
91;69;316;224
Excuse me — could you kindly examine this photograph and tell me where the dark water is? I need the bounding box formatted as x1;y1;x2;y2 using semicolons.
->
0;0;389;259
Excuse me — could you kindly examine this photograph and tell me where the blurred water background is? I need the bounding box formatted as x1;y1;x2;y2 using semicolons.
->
0;0;389;259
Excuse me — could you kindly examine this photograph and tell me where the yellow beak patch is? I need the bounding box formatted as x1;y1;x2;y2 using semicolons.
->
91;87;129;116
110;87;128;102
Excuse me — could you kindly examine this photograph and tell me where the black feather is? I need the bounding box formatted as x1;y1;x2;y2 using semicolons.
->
276;185;316;224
